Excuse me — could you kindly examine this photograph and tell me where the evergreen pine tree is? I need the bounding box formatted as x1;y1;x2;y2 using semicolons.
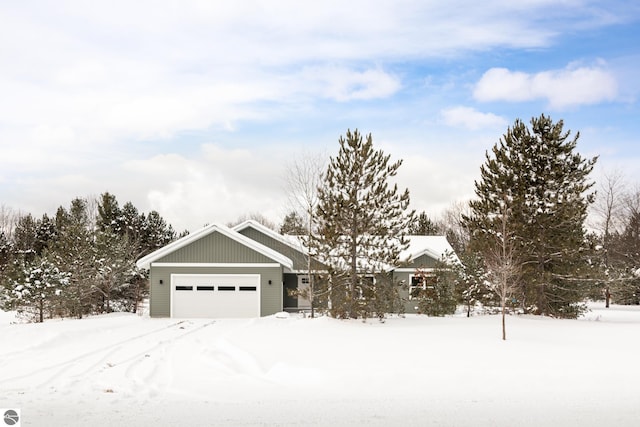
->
141;211;176;255
94;226;138;312
279;211;306;235
610;203;640;304
409;211;441;235
464;114;597;318
412;264;457;316
51;198;96;318
10;254;70;322
120;202;144;253
315;129;415;319
451;251;494;317
97;192;123;234
34;214;57;256
13;214;38;263
0;231;13;307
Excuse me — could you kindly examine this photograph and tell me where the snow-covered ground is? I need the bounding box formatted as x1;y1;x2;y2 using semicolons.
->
1;303;639;427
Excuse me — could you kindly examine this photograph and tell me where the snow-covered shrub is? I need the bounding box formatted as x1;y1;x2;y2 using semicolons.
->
11;256;70;323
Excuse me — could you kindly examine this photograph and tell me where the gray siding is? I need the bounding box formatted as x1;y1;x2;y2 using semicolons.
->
392;271;419;314
149;266;171;317
238;228;327;271
149;265;283;317
156;231;274;264
406;254;438;269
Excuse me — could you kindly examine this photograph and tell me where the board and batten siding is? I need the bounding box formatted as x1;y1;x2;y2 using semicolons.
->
406;254;439;269
155;231;275;264
391;270;418;314
148;230;284;317
150;265;283;317
393;253;441;314
238;228;327;272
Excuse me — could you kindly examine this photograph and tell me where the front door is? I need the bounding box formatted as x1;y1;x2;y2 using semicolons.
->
298;275;311;309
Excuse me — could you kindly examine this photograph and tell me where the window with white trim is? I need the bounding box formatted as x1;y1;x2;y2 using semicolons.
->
409;274;437;300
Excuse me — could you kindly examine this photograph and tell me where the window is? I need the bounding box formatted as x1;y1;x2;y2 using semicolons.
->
409;274;436;300
197;286;215;291
218;286;236;291
239;286;257;291
175;286;193;291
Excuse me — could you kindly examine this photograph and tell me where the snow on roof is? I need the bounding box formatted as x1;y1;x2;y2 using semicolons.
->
136;219;455;273
306;234;458;272
136;222;293;270
399;235;458;264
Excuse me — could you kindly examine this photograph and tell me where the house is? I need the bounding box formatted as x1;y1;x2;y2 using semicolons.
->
395;235;459;313
136;220;457;318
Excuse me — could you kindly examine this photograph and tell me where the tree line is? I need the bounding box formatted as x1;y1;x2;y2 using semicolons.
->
280;115;639;330
4;114;638;327
0;194;178;322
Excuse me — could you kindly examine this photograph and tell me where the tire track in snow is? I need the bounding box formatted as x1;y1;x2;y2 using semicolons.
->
114;320;216;371
0;320;190;387
106;320;216;397
48;320;216;393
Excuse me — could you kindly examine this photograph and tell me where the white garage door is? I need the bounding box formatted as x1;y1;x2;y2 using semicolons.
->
171;274;260;318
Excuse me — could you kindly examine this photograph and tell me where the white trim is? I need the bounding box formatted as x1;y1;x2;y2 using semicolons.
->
233;219;307;253
289;269;329;274
393;268;436;273
408;272;437;300
170;273;261;318
409;248;444;262
152;262;281;268
136;222;293;270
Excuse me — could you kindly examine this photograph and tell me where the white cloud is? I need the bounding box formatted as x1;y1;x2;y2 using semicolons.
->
441;106;507;130
296;66;401;102
473;63;619;109
0;1;636;229
394;148;483;219
123;145;290;231
0;2;622;157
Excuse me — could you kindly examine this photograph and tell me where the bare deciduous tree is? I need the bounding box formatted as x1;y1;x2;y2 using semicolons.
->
484;199;521;340
227;212;278;230
591;170;626;307
438;200;472;254
0;204;19;240
283;150;326;317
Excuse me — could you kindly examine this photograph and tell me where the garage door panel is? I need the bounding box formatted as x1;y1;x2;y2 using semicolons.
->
171;274;260;318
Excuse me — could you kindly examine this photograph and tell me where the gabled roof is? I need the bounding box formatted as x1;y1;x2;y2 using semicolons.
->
399;235;458;265
309;234;458;273
136;222;293;270
233;219;312;254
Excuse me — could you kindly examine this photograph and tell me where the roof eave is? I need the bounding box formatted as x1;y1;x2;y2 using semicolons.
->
136;222;293;270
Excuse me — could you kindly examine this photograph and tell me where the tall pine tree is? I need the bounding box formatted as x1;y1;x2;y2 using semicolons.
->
52;198;96;318
315;129;414;319
464;114;597;318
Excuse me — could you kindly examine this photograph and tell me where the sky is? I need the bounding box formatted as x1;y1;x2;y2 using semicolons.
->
1;1;639;232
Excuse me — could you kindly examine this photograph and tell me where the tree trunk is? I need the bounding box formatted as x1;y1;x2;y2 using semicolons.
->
132;281;139;314
350;220;358;318
604;286;611;308
308;215;315;319
77;281;83;319
501;297;506;340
